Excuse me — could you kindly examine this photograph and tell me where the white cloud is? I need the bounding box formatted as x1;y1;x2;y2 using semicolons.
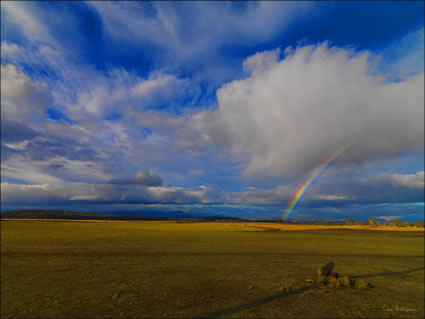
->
0;154;112;185
1;182;106;203
69;70;196;116
380;171;424;189
3;140;29;151
87;2;312;86
1;182;54;202
1;2;51;43
70;195;99;201
1;41;20;56
381;28;424;80
312;194;351;201
195;43;424;178
89;2;310;58
1;64;52;119
377;215;401;222
1;160;63;185
243;48;281;74
0;182;213;205
130;73;174;96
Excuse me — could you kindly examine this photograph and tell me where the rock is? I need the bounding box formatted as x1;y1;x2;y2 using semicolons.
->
317;262;335;279
327;275;338;288
342;276;352;287
354;279;371;290
307;263;374;291
318;277;327;285
335;279;342;288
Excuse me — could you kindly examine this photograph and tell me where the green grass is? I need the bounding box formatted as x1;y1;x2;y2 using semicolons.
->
1;220;424;318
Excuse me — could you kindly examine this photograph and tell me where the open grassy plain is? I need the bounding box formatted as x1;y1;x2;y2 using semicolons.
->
1;220;424;318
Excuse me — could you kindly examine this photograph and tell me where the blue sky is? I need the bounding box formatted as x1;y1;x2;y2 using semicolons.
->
1;1;424;221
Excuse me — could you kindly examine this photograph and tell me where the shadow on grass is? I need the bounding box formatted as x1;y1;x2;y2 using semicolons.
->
195;266;424;318
195;286;312;318
352;266;424;279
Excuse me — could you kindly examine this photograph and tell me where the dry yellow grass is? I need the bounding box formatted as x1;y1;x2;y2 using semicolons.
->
3;218;422;232
246;223;424;232
2;220;424;318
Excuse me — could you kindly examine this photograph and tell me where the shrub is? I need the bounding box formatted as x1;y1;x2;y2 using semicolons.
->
390;220;402;227
345;218;354;225
414;220;424;228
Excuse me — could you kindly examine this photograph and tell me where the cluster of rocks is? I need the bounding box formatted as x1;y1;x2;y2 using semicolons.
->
279;262;373;294
311;261;373;290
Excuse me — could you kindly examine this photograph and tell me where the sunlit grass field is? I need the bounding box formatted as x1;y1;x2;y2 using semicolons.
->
1;220;424;318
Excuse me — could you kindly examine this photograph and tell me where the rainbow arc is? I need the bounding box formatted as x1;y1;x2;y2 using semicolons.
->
281;142;354;221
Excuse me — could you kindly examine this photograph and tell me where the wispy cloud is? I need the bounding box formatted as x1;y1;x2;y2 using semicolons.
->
1;2;52;43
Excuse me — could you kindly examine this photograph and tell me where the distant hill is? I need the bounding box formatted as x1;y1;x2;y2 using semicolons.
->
0;209;243;222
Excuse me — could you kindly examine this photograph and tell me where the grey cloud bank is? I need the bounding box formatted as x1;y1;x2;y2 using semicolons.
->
0;182;211;206
1;171;423;210
109;169;163;186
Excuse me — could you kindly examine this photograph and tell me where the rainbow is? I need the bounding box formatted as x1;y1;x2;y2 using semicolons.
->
281;142;353;221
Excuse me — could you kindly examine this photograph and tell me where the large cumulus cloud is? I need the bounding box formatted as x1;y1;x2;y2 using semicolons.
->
195;43;424;177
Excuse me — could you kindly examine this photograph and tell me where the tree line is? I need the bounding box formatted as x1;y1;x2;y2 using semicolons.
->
344;216;424;228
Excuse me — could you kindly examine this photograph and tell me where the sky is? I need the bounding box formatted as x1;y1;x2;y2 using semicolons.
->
1;1;424;221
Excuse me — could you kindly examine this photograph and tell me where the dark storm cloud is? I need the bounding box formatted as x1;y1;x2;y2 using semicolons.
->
1;119;38;143
25;137;99;162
